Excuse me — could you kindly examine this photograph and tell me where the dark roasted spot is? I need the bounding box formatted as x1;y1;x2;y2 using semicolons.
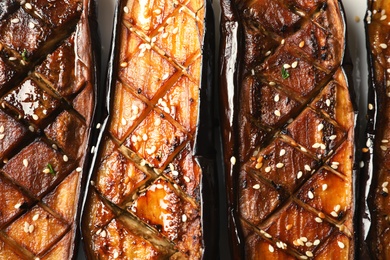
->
137;88;142;94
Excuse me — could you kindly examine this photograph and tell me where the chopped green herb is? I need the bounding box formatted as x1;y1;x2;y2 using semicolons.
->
21;49;28;61
47;163;56;175
281;67;290;79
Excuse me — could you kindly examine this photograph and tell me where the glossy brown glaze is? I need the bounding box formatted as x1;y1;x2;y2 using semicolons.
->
0;0;97;259
81;0;215;259
363;0;390;258
220;0;356;259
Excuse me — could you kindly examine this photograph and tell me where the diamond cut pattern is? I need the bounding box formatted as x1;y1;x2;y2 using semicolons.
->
83;1;206;258
231;0;355;258
0;0;94;258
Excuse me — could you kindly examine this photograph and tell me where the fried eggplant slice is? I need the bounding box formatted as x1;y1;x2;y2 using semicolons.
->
362;0;390;258
220;0;356;259
81;0;216;259
0;0;98;259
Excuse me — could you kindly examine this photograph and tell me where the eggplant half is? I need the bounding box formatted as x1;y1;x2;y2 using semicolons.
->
81;0;216;259
361;0;390;258
220;0;357;259
0;0;98;259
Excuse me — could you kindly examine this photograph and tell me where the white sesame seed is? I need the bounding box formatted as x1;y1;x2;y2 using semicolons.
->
299;41;305;48
269;244;274;253
283;64;291;69
313;239;320;246
23;159;28;167
76;167;82;172
265;166;271;173
274;94;280;102
380;43;388;49
0;134;5;140
317;123;324;131
172;170;179;176
113;251;119;259
253;184;260;190
276;163;284;168
368;103;374;110
274;110;281;117
301;237;308;243
63;155;69;162
291;61;298;68
182;214;187;222
337;241;345;249
315;217;322;223
32;114;39;120
142;134;148;141
312;143;321;149
43;168;50;174
297;171;303;179
382;182;389;187
0;126;4;133
25;3;32;9
281;39;285;44
14;202;22;209
28;224;34;233
360;161;365;168
304;165;311;171
28;22;35;29
381;15;387;20
383;187;389;193
230;156;236;165
279;149;286;156
255;163;263;169
329;135;337;140
381;145;388;151
300;147;308;152
331;211;338;217
265;50;271;56
121;118;127;125
306;242;313;247
123;6;129;13
8;57;17;61
308;191;314;199
11;18;20;24
100;230;107;237
297;238;304;246
322;184;328;191
305;251;313;257
24;222;29;233
32;214;39;221
172;27;179;34
269;81;276;86
326;99;331;107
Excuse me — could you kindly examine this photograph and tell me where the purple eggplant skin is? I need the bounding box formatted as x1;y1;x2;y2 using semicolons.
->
80;0;217;259
220;0;358;259
360;1;390;258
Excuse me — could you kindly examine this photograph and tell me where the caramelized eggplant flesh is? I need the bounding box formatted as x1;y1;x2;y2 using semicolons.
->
0;0;96;259
82;0;215;259
220;0;356;258
363;0;390;258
